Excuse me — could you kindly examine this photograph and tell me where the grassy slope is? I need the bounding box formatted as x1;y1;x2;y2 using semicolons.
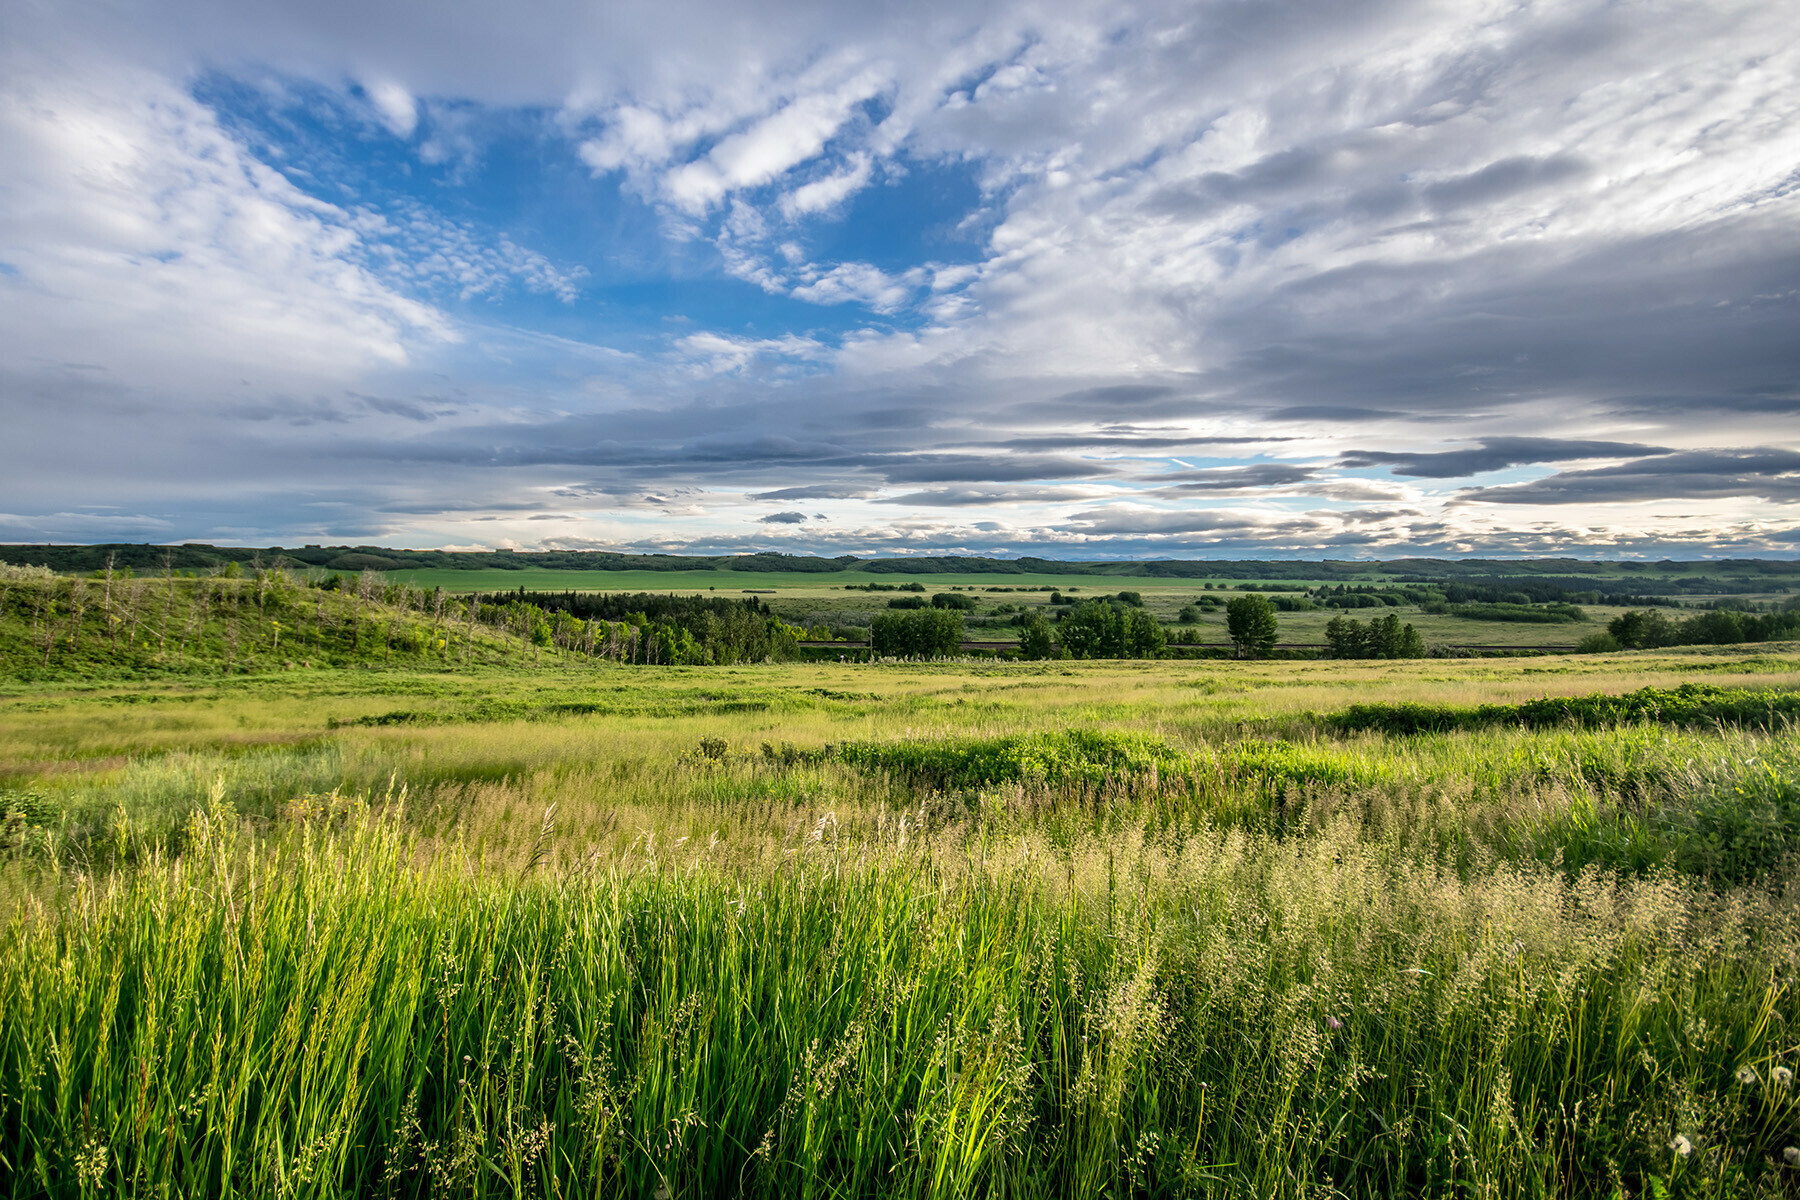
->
0;571;556;680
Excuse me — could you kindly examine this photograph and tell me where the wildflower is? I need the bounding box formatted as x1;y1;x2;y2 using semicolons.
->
1737;1066;1760;1087
1774;1066;1793;1089
1670;1135;1692;1157
1326;1015;1343;1030
1784;1146;1800;1167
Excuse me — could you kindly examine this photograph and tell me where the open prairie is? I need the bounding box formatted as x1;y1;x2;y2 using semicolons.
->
5;640;1800;1197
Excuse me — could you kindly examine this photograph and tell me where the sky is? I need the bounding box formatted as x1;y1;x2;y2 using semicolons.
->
1;0;1797;560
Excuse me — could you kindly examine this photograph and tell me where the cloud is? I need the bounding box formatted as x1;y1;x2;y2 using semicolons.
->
672;331;826;375
658;69;888;214
1340;437;1672;479
790;262;921;312
4;0;1799;556
1461;449;1800;505
875;485;1111;506
1150;464;1318;492
748;484;877;500
0;53;454;401
779;153;874;219
364;79;418;138
758;510;810;523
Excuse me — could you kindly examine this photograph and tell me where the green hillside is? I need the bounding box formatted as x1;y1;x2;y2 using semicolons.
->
0;564;550;679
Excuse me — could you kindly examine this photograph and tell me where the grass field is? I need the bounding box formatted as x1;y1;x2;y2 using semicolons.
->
375;568;1646;649
4;637;1800;1196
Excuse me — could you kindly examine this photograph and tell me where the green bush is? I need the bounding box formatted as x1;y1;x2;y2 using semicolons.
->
836;729;1186;790
1327;683;1800;736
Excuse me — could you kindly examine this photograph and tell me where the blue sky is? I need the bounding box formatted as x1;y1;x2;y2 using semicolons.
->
2;0;1797;558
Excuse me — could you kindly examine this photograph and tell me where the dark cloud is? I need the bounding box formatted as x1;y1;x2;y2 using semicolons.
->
874;455;1118;484
1152;464;1317;492
1340;437;1670;479
757;511;809;524
748;484;877;500
1423;154;1590;213
874;486;1106;507
355;393;458;422
993;433;1286;451
1463;449;1800;505
1268;405;1408;423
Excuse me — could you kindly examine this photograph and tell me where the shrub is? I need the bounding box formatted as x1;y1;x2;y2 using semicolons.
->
836;728;1185;789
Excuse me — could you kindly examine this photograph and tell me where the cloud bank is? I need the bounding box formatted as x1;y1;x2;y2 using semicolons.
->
1;0;1796;557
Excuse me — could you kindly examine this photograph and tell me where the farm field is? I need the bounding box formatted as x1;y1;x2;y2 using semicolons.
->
378;569;1644;649
4;640;1800;1197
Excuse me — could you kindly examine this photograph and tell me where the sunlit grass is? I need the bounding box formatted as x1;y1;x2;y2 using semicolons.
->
3;648;1800;1195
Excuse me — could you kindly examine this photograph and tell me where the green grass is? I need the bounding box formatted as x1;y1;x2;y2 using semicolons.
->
4;645;1800;1196
4;802;1795;1198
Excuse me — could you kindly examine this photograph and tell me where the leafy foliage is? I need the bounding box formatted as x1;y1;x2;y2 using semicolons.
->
869;608;965;658
1056;600;1166;659
1225;595;1279;658
1327;683;1800;735
835;728;1186;789
1323;613;1424;658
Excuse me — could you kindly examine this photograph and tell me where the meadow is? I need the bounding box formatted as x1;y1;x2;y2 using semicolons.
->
3;615;1800;1197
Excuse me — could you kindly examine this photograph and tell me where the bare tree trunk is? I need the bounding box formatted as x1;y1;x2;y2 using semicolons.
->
34;587;54;666
103;552;117;650
224;585;240;672
67;579;87;654
159;551;175;658
182;579;208;661
126;579;147;648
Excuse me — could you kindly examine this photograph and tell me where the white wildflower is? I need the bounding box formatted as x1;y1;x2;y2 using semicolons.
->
1774;1066;1793;1089
1783;1146;1800;1166
1737;1066;1760;1087
1670;1135;1692;1157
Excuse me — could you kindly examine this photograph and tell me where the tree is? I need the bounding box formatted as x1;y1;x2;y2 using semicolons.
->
1017;613;1058;660
1225;595;1279;658
1608;609;1674;649
1324;614;1365;658
1124;607;1167;657
871;608;964;658
1058;600;1124;658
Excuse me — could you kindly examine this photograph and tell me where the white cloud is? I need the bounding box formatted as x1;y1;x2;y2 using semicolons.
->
661;69;888;213
789;261;922;312
778;153;873;218
672;331;825;375
365;79;418;137
0;54;455;400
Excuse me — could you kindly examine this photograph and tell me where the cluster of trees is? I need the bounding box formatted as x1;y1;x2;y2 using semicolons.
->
1604;607;1800;650
1050;600;1167;659
870;608;965;657
885;592;978;611
1423;602;1587;624
1323;613;1425;659
486;590;814;665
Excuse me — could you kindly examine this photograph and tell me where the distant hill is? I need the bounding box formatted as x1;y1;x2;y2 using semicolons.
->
3;542;1798;591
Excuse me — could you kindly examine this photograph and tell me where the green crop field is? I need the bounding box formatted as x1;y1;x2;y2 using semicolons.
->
4;562;1800;1196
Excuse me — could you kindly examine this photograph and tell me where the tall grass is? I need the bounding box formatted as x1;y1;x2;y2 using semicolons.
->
3;796;1796;1198
6;655;1800;1195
